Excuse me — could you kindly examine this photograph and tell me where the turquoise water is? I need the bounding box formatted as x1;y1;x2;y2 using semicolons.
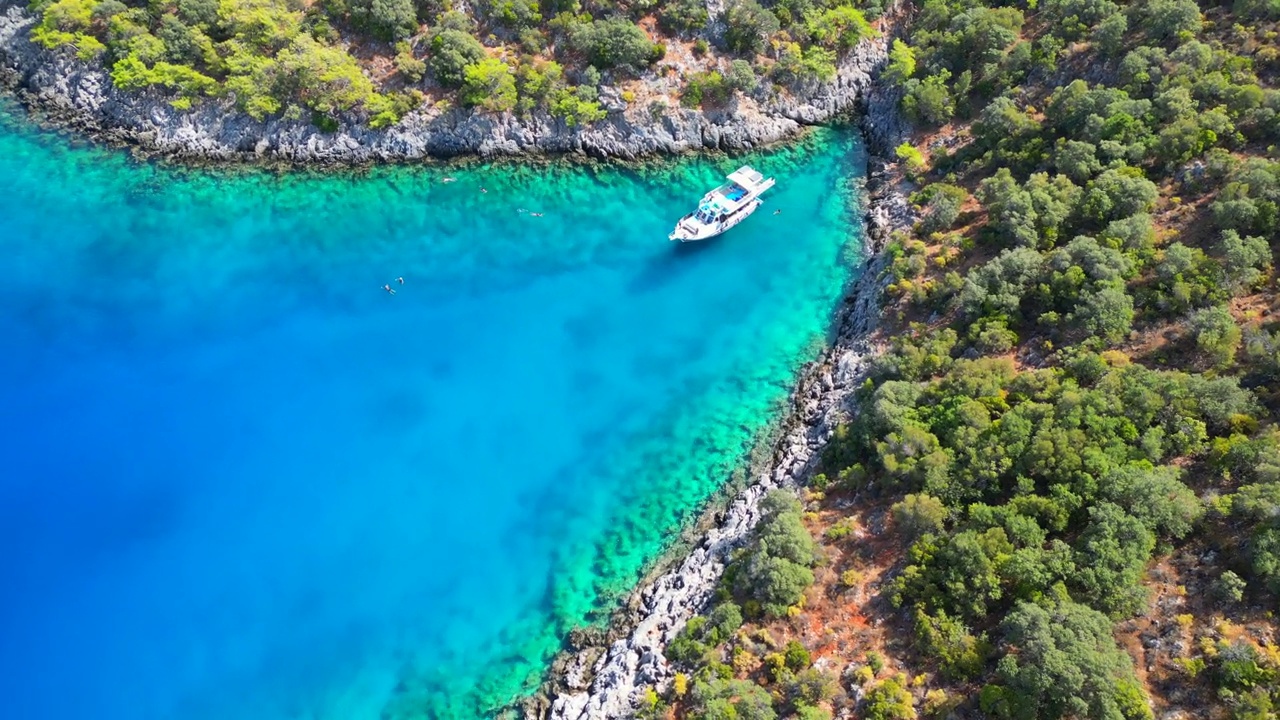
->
0;105;864;720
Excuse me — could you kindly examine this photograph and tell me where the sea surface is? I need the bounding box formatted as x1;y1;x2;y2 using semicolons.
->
0;103;865;720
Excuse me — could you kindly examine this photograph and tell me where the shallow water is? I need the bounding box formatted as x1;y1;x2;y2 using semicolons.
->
0;106;865;720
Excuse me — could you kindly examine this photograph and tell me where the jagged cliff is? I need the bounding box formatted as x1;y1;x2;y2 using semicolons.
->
1;3;883;163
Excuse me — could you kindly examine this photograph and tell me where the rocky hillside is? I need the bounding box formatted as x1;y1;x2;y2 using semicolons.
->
643;0;1280;718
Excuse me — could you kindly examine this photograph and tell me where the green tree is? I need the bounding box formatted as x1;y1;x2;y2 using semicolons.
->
351;0;417;40
903;71;954;126
1056;140;1103;183
1100;465;1201;538
914;607;988;679
884;39;916;85
1071;502;1155;616
993;600;1151;720
1093;12;1128;56
1134;0;1201;44
1081;167;1159;225
460;58;517;112
1071;283;1135;344
1220;230;1272;295
723;0;780;55
805;6;874;50
428;29;486;88
733;490;819;616
863;675;917;720
569;19;658;69
892;493;948;538
1189;305;1242;369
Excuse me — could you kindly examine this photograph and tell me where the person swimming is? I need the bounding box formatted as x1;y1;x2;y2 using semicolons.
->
531;212;543;217
383;284;396;295
774;209;782;215
442;177;456;183
480;187;488;194
396;277;405;284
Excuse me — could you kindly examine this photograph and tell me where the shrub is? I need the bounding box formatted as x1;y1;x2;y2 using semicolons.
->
896;143;926;174
549;88;607;126
726;59;757;92
1214;570;1247;603
863;675;915;720
395;43;427;82
659;0;709;35
915;183;968;233
786;668;835;708
825;517;858;540
682;70;729;107
784;640;812;670
488;0;541;29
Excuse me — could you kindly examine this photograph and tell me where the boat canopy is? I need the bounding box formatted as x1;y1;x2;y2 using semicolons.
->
727;166;767;190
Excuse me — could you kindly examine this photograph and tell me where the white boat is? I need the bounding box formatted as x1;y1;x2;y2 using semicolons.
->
669;165;776;242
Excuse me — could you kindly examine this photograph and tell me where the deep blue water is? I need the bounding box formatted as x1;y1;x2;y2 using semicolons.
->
0;108;864;720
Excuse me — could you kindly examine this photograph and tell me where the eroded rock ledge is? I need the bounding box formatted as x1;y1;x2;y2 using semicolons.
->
0;1;884;164
525;10;914;720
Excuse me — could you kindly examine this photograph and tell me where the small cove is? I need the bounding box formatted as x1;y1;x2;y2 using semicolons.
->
0;104;866;720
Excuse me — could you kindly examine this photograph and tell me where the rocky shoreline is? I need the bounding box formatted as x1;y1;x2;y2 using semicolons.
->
524;12;914;720
0;2;885;164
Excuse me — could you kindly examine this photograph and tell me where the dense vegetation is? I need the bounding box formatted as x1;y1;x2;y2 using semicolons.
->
25;0;875;128
647;0;1280;717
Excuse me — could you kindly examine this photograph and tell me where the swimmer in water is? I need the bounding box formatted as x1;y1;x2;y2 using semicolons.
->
531;212;543;217
383;284;396;295
396;277;405;284
442;177;456;183
774;209;782;215
481;187;488;194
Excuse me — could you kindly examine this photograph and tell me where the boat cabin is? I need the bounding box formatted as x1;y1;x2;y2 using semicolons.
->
669;164;775;242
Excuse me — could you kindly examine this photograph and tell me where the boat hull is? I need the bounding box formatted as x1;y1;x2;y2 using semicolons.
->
670;199;763;242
